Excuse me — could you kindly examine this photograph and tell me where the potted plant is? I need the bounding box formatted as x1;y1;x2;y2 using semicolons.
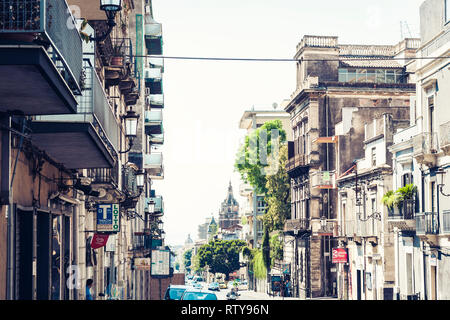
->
382;190;400;217
396;184;417;219
111;39;125;66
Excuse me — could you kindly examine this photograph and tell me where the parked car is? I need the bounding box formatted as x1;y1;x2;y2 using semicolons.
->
193;282;203;289
181;289;218;300
164;285;190;300
238;280;248;291
208;282;220;291
219;281;227;289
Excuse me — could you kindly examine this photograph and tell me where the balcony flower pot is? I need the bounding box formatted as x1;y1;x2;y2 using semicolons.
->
111;56;124;66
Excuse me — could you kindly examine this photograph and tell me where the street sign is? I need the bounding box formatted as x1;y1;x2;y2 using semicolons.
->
332;248;348;264
96;204;120;233
151;249;170;276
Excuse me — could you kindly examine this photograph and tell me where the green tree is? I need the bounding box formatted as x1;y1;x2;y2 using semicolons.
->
262;144;291;233
235;120;287;194
197;239;246;281
183;249;193;271
270;232;284;266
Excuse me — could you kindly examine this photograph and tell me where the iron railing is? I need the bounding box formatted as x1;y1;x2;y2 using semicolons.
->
87;162;119;186
388;199;415;220
284;218;309;233
34;65;120;157
146;94;164;108
415;212;439;235
0;0;83;92
440;121;450;149
441;210;450;234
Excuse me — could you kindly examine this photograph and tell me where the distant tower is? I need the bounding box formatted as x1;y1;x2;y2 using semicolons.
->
218;181;240;230
185;234;194;246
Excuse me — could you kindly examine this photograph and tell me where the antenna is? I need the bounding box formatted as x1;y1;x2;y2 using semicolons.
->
400;21;413;39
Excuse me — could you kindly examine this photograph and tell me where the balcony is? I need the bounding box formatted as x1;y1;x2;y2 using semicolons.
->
87;162;119;187
284;218;309;235
145;67;163;95
416;212;439;235
0;0;83;115
145;196;164;217
144;152;164;180
31;65;120;169
285;155;308;176
310;171;336;189
440;121;450;156
144;14;163;55
413;132;439;167
441;211;450;234
387;200;416;231
146;94;164;109
149;133;164;145
144;110;163;135
149;57;164;72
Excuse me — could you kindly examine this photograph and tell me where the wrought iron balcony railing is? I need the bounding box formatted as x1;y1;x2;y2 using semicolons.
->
387;199;416;220
415;212;439;235
87;162;119;186
146;94;164;109
0;0;83;93
441;210;450;234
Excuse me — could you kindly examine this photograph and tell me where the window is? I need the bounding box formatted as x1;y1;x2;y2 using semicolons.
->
338;68;405;84
428;95;435;134
446;0;450;23
371;147;377;166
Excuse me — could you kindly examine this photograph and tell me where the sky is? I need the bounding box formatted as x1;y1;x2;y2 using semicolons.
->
150;0;425;246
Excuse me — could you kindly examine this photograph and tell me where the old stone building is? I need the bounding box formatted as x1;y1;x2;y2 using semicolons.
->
283;35;418;299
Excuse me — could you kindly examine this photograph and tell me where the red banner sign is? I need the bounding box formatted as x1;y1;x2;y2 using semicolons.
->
332;248;348;264
91;233;109;249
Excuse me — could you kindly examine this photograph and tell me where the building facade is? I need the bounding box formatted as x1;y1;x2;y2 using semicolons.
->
283;34;418;299
0;0;167;300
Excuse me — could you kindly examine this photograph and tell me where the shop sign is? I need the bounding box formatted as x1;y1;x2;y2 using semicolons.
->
151;249;170;276
91;233;110;250
97;204;120;233
332;248;348;264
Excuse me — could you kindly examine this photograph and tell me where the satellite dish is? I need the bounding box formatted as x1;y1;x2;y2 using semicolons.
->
272;103;278;110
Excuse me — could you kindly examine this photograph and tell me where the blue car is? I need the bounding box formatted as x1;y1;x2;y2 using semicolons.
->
181;289;218;300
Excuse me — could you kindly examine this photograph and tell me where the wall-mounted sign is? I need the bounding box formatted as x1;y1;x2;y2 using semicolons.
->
97;204;120;233
332;248;348;264
91;233;109;250
135;258;151;271
151;249;170;276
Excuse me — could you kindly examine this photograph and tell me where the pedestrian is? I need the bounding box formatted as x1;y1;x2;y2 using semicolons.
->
86;279;94;300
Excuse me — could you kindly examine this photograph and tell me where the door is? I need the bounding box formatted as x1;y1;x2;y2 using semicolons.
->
430;265;437;300
356;269;362;300
16;209;33;300
37;212;51;300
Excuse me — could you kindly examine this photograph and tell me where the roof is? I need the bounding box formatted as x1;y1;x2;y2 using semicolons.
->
340;58;403;69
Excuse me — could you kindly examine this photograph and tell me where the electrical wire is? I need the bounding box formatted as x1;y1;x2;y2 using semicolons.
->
129;54;450;62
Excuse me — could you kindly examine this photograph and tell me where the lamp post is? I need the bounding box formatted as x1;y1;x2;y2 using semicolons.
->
136;170;146;191
119;107;140;154
436;168;450;197
89;0;123;42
